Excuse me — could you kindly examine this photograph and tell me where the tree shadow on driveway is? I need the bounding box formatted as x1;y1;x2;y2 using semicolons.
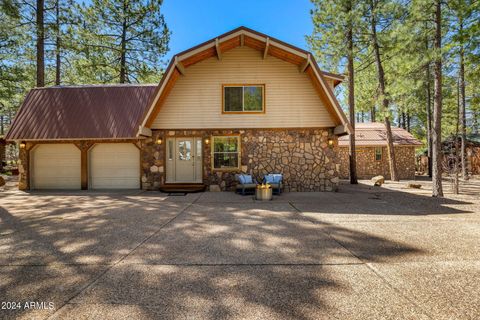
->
0;187;475;319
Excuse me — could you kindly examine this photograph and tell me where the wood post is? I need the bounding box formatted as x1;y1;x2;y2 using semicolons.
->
22;143;36;190
215;38;222;60
263;38;270;59
74;142;93;190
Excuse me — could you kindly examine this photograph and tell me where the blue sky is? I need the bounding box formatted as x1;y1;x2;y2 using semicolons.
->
162;0;315;61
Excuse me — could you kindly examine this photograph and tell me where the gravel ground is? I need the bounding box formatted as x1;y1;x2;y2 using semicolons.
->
0;179;479;319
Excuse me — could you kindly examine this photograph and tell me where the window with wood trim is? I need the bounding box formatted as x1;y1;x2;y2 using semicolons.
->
212;136;240;170
223;85;264;113
375;147;382;161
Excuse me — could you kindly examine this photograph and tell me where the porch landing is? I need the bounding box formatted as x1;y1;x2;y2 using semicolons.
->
159;183;206;193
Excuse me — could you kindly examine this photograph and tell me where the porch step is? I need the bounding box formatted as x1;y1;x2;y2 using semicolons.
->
159;184;206;193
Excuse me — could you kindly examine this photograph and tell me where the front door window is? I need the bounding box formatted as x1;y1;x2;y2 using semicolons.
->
178;141;192;161
196;139;202;157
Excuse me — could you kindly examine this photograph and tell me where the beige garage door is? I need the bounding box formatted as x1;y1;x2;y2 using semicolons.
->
89;143;140;189
31;144;81;189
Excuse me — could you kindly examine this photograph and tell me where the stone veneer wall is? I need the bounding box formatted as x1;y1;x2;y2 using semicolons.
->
338;146;416;180
141;128;340;192
18;144;29;190
140;136;165;190
15;132;340;191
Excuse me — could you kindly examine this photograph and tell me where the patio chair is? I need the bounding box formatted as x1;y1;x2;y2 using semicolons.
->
235;174;258;195
263;173;283;195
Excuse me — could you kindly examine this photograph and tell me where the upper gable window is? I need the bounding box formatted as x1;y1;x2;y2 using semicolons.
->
223;85;265;113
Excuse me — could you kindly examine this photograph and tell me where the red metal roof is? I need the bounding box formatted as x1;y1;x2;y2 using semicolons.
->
6;85;156;140
338;122;423;147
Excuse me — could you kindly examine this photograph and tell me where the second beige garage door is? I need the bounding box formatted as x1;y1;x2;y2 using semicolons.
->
89;143;140;189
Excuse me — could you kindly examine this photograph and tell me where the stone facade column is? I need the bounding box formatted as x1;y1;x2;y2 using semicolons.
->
18;142;35;190
141;132;165;190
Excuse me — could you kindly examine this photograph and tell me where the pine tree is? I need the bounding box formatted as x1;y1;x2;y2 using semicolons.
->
448;0;479;179
0;0;31;133
78;0;170;83
432;0;443;197
364;0;400;181
346;0;358;184
308;0;361;184
48;0;77;85
35;0;45;86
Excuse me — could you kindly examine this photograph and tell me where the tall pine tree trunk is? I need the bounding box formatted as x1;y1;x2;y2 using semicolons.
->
426;58;433;177
119;1;128;83
453;78;460;194
370;0;398;181
425;21;433;178
459;21;467;180
119;23;127;83
407;112;411;132
55;0;61;85
347;0;357;184
36;0;45;87
432;0;443;197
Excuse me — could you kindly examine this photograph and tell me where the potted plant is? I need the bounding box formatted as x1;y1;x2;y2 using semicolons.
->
256;183;273;201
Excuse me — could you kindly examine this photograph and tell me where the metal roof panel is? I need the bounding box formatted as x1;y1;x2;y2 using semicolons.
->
6;85;156;140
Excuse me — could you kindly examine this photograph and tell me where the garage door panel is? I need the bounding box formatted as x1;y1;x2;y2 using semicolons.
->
90;144;140;189
32;144;81;189
34;177;79;189
89;177;139;189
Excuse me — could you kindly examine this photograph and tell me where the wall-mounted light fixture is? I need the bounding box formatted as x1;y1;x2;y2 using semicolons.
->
328;138;334;147
156;137;163;145
19;142;26;149
205;138;210;145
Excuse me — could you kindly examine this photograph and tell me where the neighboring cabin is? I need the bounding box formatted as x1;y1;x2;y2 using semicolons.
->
338;123;422;180
6;27;351;192
442;134;480;175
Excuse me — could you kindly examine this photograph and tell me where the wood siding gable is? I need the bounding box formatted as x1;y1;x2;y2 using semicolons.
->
138;27;351;135
151;46;336;129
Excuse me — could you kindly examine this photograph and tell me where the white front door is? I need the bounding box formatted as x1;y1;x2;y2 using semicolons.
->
166;137;202;183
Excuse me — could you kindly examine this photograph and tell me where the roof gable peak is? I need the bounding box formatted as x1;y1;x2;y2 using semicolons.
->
138;26;351;135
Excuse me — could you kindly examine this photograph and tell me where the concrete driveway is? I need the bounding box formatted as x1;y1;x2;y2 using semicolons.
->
0;182;479;319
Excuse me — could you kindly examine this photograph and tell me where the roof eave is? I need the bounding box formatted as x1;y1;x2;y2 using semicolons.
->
7;137;144;142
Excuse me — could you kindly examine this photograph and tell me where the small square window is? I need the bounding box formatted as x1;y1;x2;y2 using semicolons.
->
375;147;382;161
